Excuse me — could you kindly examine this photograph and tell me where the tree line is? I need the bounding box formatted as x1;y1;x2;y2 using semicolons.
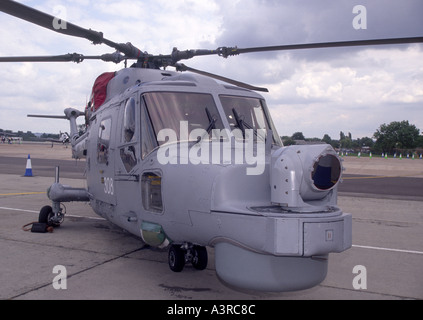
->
0;129;59;141
282;120;423;155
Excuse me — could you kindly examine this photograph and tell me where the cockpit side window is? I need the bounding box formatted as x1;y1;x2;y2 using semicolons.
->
141;97;159;159
123;97;136;143
219;95;282;146
119;97;139;172
97;118;112;164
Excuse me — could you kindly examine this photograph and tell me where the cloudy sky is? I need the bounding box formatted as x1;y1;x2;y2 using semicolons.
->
0;0;422;140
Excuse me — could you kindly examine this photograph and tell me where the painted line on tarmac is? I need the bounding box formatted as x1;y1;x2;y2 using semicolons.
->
352;244;423;255
0;206;105;221
0;192;45;196
0;206;38;214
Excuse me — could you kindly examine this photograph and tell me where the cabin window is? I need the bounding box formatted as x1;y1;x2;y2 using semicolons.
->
142;92;224;145
141;172;163;213
97;118;112;164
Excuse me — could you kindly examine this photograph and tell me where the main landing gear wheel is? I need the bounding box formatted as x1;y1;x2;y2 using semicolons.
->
168;243;208;272
192;245;208;270
168;245;185;272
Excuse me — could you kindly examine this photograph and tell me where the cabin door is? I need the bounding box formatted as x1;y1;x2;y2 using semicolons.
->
113;95;142;220
87;109;117;206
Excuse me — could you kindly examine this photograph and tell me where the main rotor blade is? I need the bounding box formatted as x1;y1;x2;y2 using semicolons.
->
0;53;85;63
0;0;142;58
219;37;423;57
0;52;132;64
175;63;269;92
169;37;423;64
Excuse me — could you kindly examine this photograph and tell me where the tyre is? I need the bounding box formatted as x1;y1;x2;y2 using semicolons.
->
168;245;185;272
38;205;53;226
192;245;208;270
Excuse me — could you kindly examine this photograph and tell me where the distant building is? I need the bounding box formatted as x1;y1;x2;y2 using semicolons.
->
294;140;326;145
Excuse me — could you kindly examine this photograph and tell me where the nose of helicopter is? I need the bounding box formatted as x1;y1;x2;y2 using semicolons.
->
207;144;350;292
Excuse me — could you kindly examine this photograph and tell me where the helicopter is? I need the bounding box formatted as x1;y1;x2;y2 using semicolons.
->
37;131;71;146
1;0;422;292
53;132;71;145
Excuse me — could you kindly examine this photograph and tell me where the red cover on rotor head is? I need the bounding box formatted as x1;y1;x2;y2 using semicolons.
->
89;72;116;111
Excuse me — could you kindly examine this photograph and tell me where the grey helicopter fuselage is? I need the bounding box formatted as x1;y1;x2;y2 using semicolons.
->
52;67;351;292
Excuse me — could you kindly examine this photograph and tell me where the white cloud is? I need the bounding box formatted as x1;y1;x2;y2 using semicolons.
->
260;45;423;139
0;0;422;140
